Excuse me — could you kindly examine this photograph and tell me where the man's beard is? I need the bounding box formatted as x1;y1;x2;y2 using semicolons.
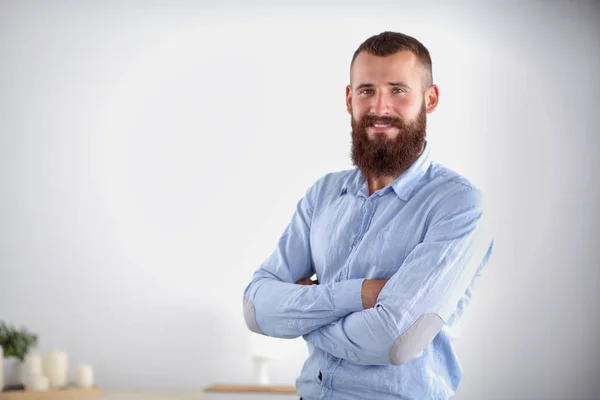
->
350;103;427;179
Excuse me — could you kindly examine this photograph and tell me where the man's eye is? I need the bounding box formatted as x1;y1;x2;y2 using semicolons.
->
392;88;405;93
360;89;374;95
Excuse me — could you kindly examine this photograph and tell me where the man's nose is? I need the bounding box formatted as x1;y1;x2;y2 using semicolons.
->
370;92;392;116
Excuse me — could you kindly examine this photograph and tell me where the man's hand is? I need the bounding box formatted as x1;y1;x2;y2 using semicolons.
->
296;278;318;285
361;279;387;309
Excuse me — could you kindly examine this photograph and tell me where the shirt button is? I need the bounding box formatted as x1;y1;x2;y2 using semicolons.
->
322;387;328;392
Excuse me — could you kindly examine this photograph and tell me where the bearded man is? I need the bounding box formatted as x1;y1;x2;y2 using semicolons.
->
243;31;494;400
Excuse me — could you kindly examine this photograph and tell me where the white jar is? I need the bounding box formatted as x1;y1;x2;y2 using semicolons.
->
75;364;94;388
42;350;68;389
21;354;42;386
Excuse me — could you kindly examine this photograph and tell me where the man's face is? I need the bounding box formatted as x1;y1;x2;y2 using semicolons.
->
347;50;438;178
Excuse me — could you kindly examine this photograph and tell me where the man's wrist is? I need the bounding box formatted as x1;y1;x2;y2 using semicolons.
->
361;279;387;309
332;279;365;316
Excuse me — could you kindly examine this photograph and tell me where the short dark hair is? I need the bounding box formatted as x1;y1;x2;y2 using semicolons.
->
350;31;433;88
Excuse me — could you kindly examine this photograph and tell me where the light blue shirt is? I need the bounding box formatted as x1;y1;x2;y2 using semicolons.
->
243;142;494;399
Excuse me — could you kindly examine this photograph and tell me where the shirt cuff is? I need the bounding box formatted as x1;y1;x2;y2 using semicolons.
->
331;278;365;317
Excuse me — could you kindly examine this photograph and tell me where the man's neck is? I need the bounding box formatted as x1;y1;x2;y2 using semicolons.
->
367;175;395;196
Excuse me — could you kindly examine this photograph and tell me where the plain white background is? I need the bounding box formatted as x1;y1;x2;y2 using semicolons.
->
1;1;599;398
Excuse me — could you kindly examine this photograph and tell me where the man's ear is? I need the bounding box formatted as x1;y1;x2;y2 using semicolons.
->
425;84;440;113
345;85;352;114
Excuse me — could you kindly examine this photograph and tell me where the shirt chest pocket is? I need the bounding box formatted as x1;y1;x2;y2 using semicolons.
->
372;228;408;277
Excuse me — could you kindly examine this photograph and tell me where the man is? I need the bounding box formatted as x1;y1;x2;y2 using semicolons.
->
243;31;494;399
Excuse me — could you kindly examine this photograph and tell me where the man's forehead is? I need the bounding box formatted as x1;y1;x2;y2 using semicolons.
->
351;50;420;84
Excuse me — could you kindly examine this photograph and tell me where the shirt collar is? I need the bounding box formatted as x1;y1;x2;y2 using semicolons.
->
340;141;432;201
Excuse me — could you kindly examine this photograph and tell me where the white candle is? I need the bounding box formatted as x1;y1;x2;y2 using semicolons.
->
0;345;4;391
42;350;68;389
75;364;94;388
21;354;43;385
25;374;49;392
252;356;270;385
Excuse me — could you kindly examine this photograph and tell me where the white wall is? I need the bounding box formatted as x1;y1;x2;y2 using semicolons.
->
1;1;599;398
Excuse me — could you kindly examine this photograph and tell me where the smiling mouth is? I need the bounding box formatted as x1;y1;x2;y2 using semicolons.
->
369;122;398;132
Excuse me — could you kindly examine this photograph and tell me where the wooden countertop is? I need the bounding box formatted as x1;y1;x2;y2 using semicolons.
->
204;384;296;394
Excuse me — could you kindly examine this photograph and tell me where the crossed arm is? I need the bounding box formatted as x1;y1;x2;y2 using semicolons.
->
242;182;493;365
242;179;387;338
